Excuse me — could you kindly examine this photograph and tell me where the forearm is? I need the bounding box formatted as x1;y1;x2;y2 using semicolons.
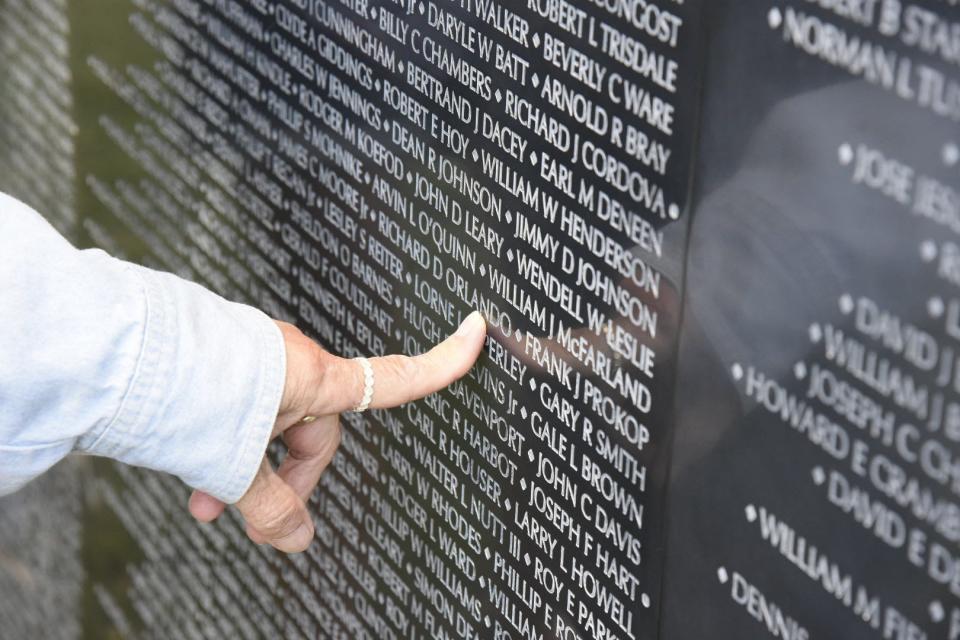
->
0;192;285;502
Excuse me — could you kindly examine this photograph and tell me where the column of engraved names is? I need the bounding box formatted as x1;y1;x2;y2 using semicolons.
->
0;461;84;640
269;2;503;637
720;2;960;638
469;1;689;639
0;0;77;235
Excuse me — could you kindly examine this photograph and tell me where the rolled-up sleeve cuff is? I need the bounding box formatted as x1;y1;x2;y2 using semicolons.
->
76;262;286;504
218;309;285;502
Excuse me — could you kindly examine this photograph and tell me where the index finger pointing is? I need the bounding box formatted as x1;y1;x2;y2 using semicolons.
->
310;311;486;414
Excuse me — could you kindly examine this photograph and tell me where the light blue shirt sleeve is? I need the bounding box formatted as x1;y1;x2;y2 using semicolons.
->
0;192;286;503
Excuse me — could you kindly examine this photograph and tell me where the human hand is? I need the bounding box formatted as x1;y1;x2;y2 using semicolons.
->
187;311;487;552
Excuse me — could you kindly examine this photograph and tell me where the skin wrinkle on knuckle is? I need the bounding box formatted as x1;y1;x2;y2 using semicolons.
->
242;472;269;510
247;493;273;523
284;447;313;463
242;476;281;523
260;501;306;539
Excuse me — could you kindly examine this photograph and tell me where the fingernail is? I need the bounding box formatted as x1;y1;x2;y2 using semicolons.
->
455;311;484;338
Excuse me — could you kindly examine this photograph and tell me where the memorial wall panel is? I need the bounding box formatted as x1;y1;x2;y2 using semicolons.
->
663;2;960;638
0;0;957;638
